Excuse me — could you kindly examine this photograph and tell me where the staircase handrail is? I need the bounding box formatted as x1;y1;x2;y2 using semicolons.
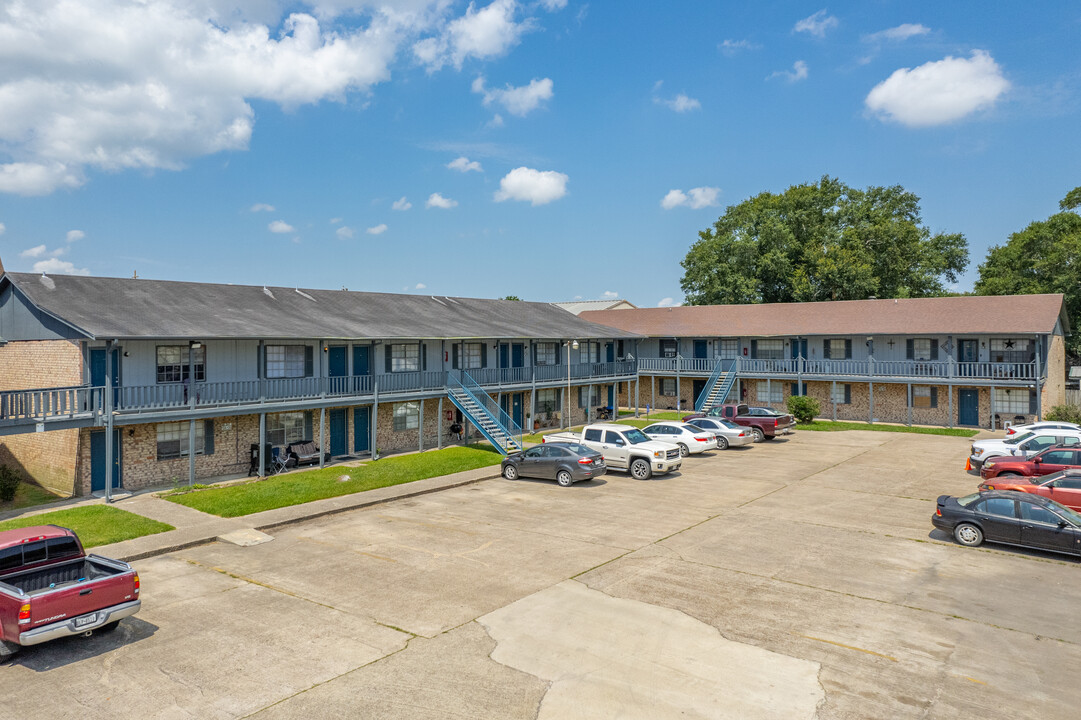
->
695;358;733;411
446;371;523;451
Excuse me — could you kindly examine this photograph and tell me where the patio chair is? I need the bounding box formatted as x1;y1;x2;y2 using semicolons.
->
270;447;290;475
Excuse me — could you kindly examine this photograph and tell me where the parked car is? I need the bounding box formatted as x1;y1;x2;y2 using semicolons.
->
979;446;1081;479
968;430;1081;470
1006;421;1081;437
0;525;140;659
501;442;605;486
684;417;754;449
640;421;718;456
932;490;1081;557
979;469;1081;512
543;423;681;479
683;403;796;442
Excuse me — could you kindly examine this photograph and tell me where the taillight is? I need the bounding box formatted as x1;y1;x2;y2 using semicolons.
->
739;432;746;437
1006;428;1016;435
696;437;708;442
18;603;31;624
935;508;942;517
133;572;140;594
578;458;592;464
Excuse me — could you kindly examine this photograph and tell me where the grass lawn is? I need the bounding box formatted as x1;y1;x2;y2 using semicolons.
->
797;420;979;438
619;410;686;421
166;445;504;518
0;506;174;548
1;481;67;513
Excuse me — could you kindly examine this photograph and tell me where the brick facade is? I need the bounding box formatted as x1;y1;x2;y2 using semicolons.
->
0;340;83;495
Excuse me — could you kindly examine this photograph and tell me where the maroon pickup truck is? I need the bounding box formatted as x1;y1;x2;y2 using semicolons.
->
0;525;140;658
684;403;796;442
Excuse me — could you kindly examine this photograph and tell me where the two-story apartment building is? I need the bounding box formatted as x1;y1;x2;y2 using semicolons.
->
0;271;640;496
582;295;1069;429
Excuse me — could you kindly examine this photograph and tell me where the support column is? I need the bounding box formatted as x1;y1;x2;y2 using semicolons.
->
529;387;536;433
990;385;996;430
437;396;444;449
1035;333;1043;420
635;376;640;417
948;384;954;428
319;407;326;469
188;419;196;484
907;383;912;426
766;378;771;407
372;380;379;460
868;382;874;424
419;398;425;452
832;380;837;421
104;340;114;502
259;412;267;477
651;376;656;416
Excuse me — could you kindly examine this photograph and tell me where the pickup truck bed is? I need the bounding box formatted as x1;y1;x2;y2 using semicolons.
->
2;557;125;595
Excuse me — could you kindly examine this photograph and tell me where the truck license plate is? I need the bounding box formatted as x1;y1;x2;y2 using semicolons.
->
74;614;97;628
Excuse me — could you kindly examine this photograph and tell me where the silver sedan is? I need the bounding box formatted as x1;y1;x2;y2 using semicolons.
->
685;417;754;450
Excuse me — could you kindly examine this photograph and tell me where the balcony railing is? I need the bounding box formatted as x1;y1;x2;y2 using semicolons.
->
639;356;1039;382
0;385;103;422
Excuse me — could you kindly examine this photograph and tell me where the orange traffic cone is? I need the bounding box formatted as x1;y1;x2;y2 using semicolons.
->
965;458;971;471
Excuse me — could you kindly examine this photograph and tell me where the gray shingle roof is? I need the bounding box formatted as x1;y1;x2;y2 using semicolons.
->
3;272;641;341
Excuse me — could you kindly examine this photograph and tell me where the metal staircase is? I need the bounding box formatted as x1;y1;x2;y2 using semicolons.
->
695;359;737;412
446;371;523;454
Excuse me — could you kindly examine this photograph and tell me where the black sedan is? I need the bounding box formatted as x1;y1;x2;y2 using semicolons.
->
933;490;1081;557
501;442;605;486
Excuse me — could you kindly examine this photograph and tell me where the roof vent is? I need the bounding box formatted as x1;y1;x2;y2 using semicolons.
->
263;286;275;300
431;296;446;306
445;296;459;304
295;287;316;302
39;274;55;290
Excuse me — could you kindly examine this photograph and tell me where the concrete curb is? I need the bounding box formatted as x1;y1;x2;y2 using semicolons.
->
109;469;502;563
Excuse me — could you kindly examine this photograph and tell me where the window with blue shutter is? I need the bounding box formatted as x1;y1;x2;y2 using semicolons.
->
203;420;214;455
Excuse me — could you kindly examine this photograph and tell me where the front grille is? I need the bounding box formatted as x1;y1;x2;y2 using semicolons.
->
666;449;679;460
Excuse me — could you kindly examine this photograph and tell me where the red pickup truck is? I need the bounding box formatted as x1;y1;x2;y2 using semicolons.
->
684;403;796;442
0;525;140;658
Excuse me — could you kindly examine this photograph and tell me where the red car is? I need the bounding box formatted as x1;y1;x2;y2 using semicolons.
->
979;445;1081;479
979;469;1081;512
0;525;140;658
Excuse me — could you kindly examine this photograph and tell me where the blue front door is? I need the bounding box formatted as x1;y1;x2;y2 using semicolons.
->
352;345;370;375
328;347;347;377
693;340;707;359
90;348;121;405
353;407;370;453
959;389;979;426
499;344;509;369
606;343;615;363
501;393;524;428
90;429;121;492
329;409;347;456
791;338;807;359
511;343;524;367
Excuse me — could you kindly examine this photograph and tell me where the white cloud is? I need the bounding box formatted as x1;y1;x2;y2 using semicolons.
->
719;39;758;56
0;3;412;195
32;258;89;276
768;60;809;83
392;196;412;211
601;290;618;300
66;230;85;243
414;282;427;289
661;186;721;210
655;93;701;113
793;9;838;37
0;222;6;235
657;297;676;308
865;50;1009;127
447;156;483;172
366;223;388;235
336;226;355;239
329;217;342;224
539;0;567;10
20;245;49;259
427;192;458;208
472;75;553;116
494;167;568;205
268;220;295;233
250;203;275;212
863;24;930;43
487;113;505;128
414;0;535;71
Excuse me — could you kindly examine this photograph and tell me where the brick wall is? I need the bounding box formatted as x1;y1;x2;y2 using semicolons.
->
0;340;84;495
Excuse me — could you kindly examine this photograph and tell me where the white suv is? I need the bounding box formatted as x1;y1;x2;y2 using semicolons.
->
969;430;1081;470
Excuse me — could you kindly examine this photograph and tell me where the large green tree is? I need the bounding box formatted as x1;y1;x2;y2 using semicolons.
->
680;176;969;304
975;186;1081;355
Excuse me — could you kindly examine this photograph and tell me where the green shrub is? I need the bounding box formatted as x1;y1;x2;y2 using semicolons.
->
1045;405;1081;424
786;395;820;424
0;466;20;503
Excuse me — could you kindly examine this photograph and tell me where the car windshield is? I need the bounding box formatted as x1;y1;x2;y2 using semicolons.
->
1004;431;1034;446
623;428;651;444
1037;472;1066;486
1046;498;1081;525
957;493;982;507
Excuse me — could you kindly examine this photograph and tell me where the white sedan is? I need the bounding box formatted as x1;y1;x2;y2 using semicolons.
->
1005;421;1081;437
641;421;718;456
685;417;755;449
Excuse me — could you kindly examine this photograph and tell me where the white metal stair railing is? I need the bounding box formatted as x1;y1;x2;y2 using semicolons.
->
695;359;737;412
446;373;523;454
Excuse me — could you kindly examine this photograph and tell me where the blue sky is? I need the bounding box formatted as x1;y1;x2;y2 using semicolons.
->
0;1;1077;308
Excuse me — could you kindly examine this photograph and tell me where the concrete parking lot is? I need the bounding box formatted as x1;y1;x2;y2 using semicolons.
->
4;429;1081;719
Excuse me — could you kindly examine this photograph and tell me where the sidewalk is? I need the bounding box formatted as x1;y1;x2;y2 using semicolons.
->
4;465;502;562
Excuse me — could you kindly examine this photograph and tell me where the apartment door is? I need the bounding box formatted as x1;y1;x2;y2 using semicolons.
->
89;429;121;492
693;379;706;407
353;407;370;453
328;409;347;456
693;340;708;359
500;393;524;428
352;345;370;392
958;389;979;426
958;339;978;378
328;347;348;393
511;343;524;368
90;347;121;406
606;343;615;363
790;338;808;359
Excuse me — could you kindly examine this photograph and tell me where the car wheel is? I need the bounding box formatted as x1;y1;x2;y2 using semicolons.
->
556;469;573;487
630;458;652;480
502;464;518;480
677;443;689;457
954;523;984;547
751;427;764;442
716;436;728;450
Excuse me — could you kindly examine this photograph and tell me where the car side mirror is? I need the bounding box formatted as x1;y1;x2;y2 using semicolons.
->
1034;457;1042;463
1059;520;1068;529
